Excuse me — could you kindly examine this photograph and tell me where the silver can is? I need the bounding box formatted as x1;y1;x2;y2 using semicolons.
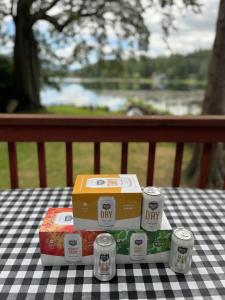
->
93;233;116;281
169;227;194;274
141;187;164;231
98;196;115;227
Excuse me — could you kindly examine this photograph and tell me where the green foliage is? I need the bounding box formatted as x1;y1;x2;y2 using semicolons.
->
0;55;13;89
127;98;170;115
76;49;211;81
0;55;14;111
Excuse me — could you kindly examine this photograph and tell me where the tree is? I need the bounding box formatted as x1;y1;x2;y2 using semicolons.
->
186;0;225;188
0;0;199;110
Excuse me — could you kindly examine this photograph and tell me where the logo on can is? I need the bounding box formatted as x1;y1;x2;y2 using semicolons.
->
148;202;158;210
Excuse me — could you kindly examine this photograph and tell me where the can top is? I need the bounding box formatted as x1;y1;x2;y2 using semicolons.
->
174;227;193;241
143;186;161;196
95;233;114;247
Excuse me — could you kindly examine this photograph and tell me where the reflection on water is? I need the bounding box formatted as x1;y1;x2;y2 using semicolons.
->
41;81;203;115
41;83;125;112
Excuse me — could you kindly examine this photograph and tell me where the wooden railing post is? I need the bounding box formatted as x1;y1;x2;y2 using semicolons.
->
121;142;128;173
94;142;100;173
37;142;47;188
65;142;73;186
172;142;184;187
146;142;156;186
198;143;212;189
8;142;19;189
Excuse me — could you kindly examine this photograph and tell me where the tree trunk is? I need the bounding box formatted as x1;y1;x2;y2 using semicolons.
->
186;0;225;188
13;0;41;110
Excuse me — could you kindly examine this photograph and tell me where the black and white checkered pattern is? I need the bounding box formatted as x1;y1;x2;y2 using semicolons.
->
0;187;225;300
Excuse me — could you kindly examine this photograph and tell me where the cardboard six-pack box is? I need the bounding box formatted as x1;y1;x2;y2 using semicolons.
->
39;208;103;266
72;174;142;230
39;208;172;266
108;212;172;264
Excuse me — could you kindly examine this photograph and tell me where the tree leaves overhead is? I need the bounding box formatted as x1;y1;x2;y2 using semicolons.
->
0;0;200;64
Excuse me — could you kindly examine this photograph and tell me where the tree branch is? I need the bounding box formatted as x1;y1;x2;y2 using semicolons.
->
38;14;64;31
0;0;11;17
0;10;11;17
31;2;106;31
41;0;61;13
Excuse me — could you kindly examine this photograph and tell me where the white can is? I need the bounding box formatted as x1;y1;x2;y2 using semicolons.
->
93;233;116;281
98;197;115;227
64;233;82;263
141;187;164;231
169;227;194;274
130;233;147;261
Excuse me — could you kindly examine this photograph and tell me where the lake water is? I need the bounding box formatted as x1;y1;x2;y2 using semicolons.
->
41;80;204;115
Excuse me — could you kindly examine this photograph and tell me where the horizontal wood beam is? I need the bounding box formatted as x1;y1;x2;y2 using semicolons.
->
0;116;225;142
0;114;225;127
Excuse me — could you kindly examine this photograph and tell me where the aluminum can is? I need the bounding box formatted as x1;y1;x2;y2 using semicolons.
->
98;196;115;227
130;233;147;261
141;187;164;231
64;233;82;263
169;227;194;274
93;233;116;281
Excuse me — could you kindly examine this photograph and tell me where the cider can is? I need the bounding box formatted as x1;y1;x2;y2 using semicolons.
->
169;227;194;274
98;196;115;227
130;233;147;261
93;233;116;281
141;187;164;231
64;233;82;263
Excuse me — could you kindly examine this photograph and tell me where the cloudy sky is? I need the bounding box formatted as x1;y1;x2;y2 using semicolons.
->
145;0;220;57
0;0;220;63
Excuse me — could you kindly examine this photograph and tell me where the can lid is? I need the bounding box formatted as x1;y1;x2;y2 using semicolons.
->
143;186;161;196
95;233;114;247
174;227;193;241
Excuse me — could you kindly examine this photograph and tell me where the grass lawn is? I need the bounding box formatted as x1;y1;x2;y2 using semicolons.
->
0;105;193;189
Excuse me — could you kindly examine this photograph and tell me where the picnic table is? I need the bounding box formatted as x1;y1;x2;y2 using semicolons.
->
0;187;225;299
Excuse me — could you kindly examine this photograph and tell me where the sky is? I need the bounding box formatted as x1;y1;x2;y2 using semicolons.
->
0;0;220;64
145;0;220;57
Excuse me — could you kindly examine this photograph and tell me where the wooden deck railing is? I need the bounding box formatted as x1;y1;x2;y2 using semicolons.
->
0;114;225;189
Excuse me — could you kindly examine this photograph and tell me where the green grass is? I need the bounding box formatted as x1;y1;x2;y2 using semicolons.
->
46;105;122;115
0;105;193;189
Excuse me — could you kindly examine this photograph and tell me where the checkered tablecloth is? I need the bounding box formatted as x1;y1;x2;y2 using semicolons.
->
0;187;225;300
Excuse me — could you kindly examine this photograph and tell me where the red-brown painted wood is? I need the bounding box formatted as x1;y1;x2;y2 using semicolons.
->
198;143;212;189
37;142;47;188
94;142;100;173
0;115;225;189
0;115;225;143
66;142;73;186
172;142;184;187
121;142;128;173
146;143;156;186
8;142;18;189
